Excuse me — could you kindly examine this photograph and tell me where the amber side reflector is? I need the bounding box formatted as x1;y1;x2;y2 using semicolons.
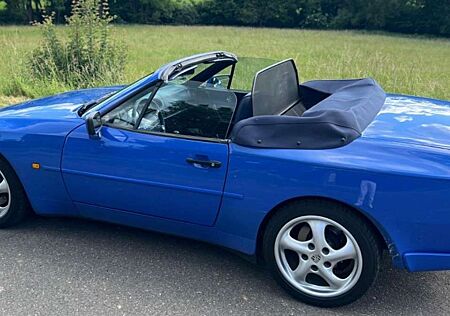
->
32;163;40;170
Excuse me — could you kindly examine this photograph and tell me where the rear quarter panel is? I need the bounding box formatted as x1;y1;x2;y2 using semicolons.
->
217;139;450;269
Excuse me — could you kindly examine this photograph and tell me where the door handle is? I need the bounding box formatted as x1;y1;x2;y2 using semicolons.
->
186;157;222;168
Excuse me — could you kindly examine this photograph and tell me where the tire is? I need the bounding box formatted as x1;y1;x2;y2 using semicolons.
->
263;200;381;307
0;159;30;227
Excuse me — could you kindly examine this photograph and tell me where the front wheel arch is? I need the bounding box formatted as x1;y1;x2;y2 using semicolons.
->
255;196;388;265
0;153;33;215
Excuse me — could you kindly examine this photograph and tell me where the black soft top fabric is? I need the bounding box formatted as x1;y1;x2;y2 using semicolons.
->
230;78;386;149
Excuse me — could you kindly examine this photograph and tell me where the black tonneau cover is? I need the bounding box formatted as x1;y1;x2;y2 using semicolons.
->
231;78;386;149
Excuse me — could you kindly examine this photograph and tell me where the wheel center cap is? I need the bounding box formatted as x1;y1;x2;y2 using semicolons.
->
311;254;321;263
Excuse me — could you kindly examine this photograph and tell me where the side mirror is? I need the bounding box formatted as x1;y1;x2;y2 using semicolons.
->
86;111;103;139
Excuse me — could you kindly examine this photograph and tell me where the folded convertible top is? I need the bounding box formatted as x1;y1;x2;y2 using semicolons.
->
231;77;386;149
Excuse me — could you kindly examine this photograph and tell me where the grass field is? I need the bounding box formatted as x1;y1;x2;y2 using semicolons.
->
0;25;449;105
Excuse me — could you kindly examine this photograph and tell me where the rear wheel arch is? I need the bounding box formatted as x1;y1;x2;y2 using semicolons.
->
255;196;388;265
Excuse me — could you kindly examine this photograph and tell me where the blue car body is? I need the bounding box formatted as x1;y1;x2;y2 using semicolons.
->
0;53;449;274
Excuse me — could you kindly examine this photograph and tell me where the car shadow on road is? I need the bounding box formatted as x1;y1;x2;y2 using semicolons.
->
2;216;449;315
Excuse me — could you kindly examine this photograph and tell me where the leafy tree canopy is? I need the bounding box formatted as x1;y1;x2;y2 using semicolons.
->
0;0;448;37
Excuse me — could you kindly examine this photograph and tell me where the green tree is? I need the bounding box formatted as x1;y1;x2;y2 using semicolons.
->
1;0;448;37
3;0;43;22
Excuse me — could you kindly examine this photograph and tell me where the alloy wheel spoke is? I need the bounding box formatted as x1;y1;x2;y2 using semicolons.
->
0;179;9;194
292;262;312;282
327;239;357;263
307;219;330;250
318;266;348;289
280;233;310;254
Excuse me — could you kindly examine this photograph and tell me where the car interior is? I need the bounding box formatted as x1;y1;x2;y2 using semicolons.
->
103;57;332;141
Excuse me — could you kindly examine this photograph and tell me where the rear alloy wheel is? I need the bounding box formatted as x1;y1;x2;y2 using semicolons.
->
0;160;30;227
263;200;381;307
275;215;362;297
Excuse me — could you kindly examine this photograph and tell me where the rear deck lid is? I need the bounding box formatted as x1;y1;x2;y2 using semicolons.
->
362;94;450;150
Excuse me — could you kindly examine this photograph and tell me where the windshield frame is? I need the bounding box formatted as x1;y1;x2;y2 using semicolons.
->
85;73;158;116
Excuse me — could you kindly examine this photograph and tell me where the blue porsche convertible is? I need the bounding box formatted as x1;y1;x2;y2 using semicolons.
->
0;52;449;307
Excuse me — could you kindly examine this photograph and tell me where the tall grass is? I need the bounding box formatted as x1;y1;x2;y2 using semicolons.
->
0;25;449;104
4;0;126;99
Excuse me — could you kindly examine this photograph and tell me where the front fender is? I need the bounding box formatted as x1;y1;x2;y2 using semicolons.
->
0;117;83;216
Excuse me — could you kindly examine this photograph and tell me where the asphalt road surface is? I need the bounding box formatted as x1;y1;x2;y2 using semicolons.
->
0;216;448;316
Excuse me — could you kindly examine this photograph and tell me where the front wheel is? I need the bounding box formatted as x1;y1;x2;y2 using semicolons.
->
0;159;30;227
263;200;381;307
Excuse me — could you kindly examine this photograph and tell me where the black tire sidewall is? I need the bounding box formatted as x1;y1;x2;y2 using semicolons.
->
263;200;380;307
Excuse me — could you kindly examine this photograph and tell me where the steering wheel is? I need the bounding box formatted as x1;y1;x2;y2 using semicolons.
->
149;98;166;132
149;97;163;111
134;97;166;132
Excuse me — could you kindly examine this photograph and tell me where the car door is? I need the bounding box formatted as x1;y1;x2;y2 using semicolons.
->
61;82;235;226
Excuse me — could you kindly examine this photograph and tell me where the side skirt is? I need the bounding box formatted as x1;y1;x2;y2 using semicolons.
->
74;202;256;256
404;252;450;272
